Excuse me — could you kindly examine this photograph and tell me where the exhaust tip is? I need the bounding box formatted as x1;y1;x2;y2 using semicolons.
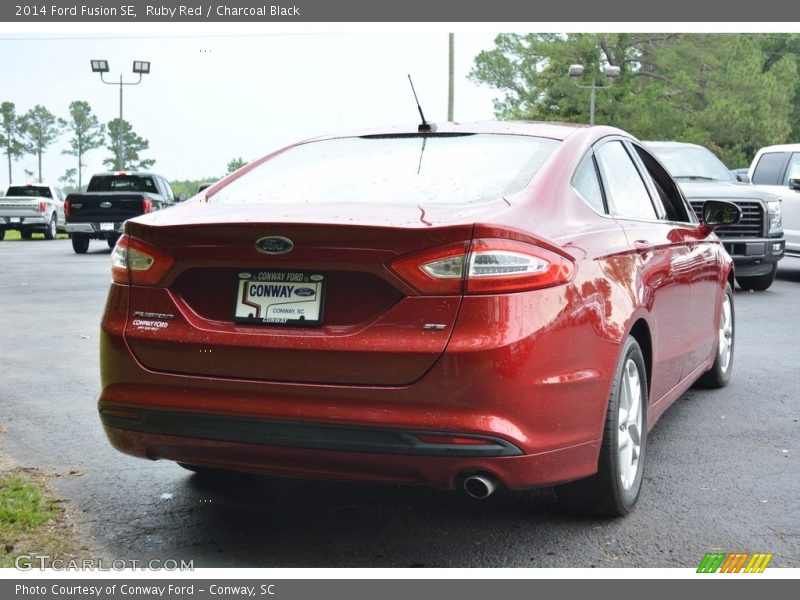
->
462;473;499;500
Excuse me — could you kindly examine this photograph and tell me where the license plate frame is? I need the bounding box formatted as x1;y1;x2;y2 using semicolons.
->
233;270;325;327
99;222;114;231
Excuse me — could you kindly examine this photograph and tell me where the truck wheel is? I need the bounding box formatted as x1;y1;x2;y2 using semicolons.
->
0;228;5;241
44;214;57;240
556;336;648;516
71;234;90;254
736;264;777;291
695;283;734;389
107;233;121;249
20;229;33;240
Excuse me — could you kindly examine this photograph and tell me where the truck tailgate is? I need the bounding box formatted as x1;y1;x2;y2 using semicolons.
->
66;194;147;223
0;197;45;217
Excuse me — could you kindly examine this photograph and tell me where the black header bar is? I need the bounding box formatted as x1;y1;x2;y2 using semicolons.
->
1;0;798;22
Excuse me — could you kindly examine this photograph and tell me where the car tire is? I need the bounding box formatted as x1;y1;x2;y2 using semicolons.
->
556;336;648;517
736;264;777;291
20;229;33;240
107;234;121;249
71;234;90;254
695;283;735;389
0;228;5;241
44;214;57;240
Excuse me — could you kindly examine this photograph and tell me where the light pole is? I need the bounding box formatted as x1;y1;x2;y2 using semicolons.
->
568;63;620;125
90;59;150;170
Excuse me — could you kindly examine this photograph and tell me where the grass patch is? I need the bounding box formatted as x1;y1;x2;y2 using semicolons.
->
0;470;80;568
1;229;69;241
0;474;56;529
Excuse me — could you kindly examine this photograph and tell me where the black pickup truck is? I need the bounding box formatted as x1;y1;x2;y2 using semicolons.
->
65;172;179;254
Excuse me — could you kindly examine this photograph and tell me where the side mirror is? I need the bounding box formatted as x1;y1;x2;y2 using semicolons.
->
703;200;742;227
736;173;750;183
178;193;187;202
789;178;800;191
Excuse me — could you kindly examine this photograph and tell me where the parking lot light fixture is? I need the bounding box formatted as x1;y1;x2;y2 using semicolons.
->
89;59;151;170
568;63;620;125
90;59;109;73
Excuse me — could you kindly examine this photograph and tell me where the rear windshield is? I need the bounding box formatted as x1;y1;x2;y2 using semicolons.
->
211;134;559;205
6;186;51;198
87;175;159;193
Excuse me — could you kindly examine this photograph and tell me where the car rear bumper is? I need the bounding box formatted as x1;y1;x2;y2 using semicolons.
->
101;422;600;490
66;222;124;235
1;215;48;228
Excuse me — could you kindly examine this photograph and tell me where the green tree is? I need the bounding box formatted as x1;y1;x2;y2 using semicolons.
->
62;101;105;188
226;157;247;173
470;33;797;166
19;105;63;183
0;101;26;185
59;167;78;191
104;118;155;171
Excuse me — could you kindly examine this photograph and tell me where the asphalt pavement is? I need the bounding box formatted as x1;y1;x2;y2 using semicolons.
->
1;238;798;568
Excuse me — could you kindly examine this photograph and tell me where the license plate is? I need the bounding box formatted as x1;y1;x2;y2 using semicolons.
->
100;222;114;231
9;217;20;223
234;271;325;326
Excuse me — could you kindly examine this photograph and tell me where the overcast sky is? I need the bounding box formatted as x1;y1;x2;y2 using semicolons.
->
0;28;503;189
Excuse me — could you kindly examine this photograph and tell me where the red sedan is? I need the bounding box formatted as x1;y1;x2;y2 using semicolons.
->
99;121;740;516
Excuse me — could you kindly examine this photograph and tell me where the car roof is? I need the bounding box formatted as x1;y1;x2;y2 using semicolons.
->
305;120;597;143
91;171;159;177
753;143;800;154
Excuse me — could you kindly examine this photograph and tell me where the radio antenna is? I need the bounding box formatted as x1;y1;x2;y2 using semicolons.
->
408;74;432;132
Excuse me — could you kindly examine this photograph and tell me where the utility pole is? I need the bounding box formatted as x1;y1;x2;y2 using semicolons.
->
448;33;455;122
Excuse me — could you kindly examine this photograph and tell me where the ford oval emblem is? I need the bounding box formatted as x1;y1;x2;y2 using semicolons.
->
255;236;294;255
294;287;315;297
99;201;112;208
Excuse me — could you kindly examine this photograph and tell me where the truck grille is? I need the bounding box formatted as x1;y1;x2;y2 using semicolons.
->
690;200;763;238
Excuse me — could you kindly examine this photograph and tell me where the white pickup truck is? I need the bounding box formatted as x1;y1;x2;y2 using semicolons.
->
0;183;66;241
748;144;800;258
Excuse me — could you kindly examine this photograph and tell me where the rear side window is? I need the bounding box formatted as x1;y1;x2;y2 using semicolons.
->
752;152;789;185
211;134;560;206
595;141;658;221
572;154;606;213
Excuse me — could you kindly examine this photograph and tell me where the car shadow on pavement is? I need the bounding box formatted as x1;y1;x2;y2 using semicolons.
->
174;470;566;567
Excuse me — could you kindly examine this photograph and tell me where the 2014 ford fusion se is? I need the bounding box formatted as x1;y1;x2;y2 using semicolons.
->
99;121;740;516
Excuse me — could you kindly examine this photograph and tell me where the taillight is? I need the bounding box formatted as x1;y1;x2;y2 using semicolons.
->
389;238;573;295
142;198;153;213
111;235;174;286
389;242;470;295
38;201;47;213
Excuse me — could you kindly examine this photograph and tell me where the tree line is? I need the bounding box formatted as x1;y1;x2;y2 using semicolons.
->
0;100;154;189
470;33;800;167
